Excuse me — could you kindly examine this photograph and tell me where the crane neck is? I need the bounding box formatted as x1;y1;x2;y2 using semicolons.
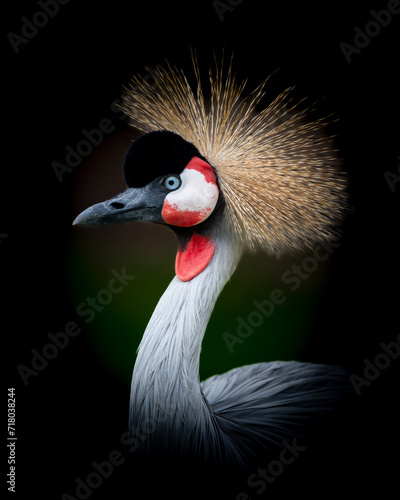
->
129;214;243;457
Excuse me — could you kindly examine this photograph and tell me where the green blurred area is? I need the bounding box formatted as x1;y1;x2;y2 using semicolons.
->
67;224;328;385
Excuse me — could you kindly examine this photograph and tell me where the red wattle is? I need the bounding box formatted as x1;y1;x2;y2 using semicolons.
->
175;234;216;282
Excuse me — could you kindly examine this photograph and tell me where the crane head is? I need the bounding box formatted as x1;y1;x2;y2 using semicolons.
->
74;59;348;278
73;130;223;281
73;131;220;228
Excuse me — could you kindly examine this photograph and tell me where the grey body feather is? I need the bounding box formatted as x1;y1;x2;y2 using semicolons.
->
202;361;349;466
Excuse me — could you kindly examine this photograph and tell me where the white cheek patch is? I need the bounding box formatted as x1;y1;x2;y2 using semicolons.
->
161;159;219;227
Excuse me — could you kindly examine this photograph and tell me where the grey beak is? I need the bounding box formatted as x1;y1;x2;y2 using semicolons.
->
73;187;163;226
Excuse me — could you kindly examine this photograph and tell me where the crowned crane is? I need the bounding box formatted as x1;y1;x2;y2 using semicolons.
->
73;59;350;491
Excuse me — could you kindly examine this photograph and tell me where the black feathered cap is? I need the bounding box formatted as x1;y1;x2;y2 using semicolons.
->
123;131;202;188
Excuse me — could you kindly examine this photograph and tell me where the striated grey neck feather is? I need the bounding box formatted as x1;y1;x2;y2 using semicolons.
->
129;214;243;458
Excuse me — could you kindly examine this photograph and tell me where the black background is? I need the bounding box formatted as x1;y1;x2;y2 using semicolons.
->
3;1;399;499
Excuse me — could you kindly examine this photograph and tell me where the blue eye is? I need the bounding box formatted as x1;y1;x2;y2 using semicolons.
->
163;175;181;190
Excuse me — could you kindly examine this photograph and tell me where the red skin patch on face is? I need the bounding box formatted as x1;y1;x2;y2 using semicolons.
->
175;233;216;281
185;157;217;184
161;156;218;227
162;199;211;227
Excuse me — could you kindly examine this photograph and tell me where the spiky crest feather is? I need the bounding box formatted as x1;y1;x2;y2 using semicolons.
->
121;57;347;254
